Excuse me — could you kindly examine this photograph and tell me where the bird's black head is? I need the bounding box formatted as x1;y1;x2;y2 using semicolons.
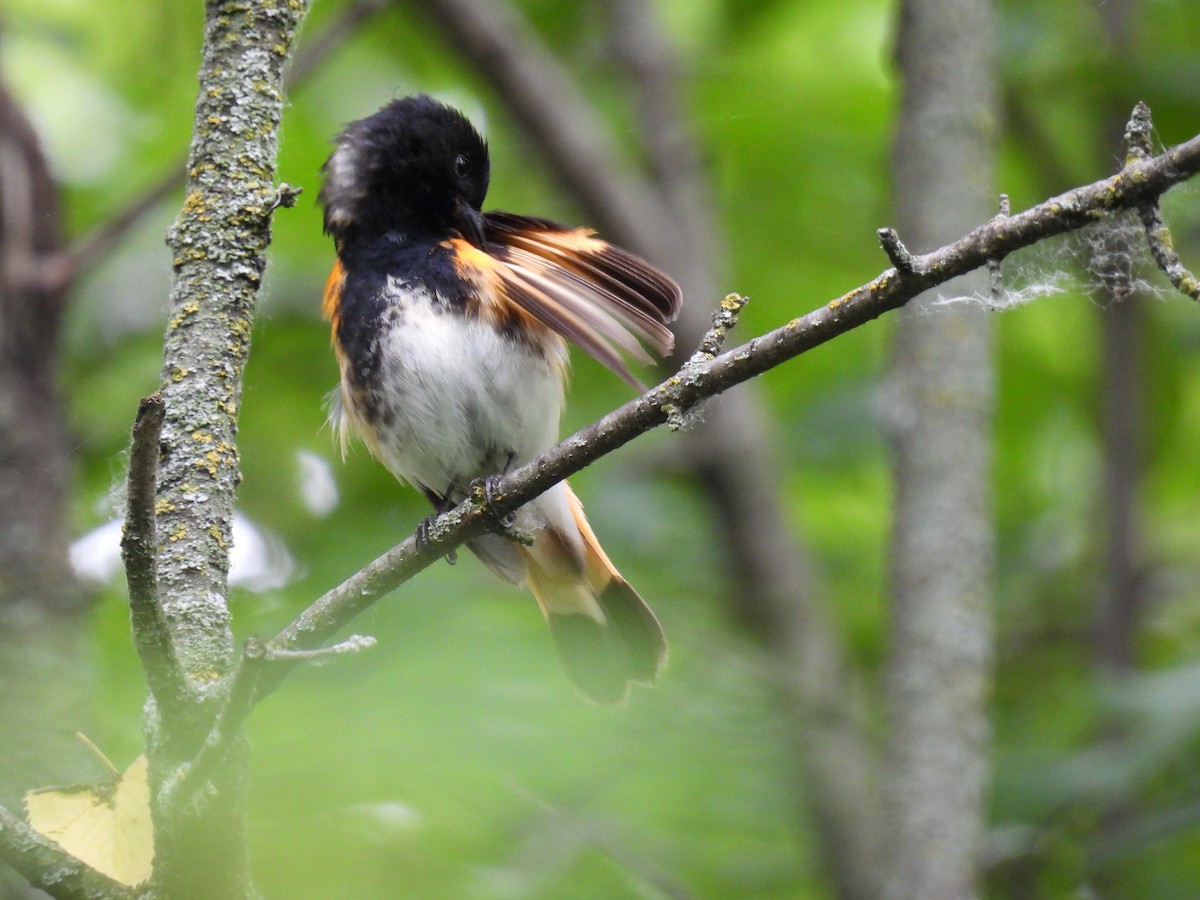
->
320;95;490;246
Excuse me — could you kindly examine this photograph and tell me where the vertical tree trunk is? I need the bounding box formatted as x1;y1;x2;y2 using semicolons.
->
1093;0;1143;677
146;1;310;895
1095;276;1143;673
0;81;91;899
883;0;998;897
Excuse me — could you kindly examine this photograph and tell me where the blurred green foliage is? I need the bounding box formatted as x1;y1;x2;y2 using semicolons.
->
4;0;1200;895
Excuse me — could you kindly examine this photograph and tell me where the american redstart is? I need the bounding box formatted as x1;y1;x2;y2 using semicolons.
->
318;95;679;703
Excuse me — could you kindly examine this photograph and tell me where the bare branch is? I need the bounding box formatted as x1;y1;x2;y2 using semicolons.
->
1137;202;1200;300
120;392;193;714
878;227;921;273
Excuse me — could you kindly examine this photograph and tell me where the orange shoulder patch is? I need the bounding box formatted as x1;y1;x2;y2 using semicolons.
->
322;259;346;329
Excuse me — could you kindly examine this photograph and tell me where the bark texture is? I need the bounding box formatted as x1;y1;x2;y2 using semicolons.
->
884;0;998;897
146;1;310;896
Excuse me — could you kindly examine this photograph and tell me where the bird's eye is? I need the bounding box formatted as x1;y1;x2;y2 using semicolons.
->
454;154;470;178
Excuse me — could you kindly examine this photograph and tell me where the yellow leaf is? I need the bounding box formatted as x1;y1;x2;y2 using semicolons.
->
24;753;153;886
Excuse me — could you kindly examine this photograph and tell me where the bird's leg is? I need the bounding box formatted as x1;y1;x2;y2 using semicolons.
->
469;451;519;530
416;488;458;566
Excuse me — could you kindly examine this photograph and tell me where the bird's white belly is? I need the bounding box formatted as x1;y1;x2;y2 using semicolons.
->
364;287;566;497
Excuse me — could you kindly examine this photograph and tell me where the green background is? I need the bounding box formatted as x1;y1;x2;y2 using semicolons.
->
5;0;1200;895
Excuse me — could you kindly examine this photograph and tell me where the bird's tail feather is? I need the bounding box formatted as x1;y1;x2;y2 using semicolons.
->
519;483;666;704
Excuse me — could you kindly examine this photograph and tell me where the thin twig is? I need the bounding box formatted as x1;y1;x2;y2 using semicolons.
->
1124;104;1200;300
120;392;193;714
878;227;920;273
180;125;1200;758
684;293;749;366
1138;203;1200;300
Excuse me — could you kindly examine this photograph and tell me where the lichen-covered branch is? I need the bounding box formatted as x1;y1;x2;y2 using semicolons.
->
120;393;192;716
143;1;311;897
153;0;309;713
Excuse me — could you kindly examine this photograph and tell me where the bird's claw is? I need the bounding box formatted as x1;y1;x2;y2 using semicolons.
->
415;514;457;566
470;475;515;529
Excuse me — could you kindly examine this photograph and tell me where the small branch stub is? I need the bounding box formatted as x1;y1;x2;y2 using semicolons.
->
1139;203;1200;300
270;182;303;212
1125;100;1153;163
878;227;920;274
666;293;749;430
687;293;748;365
261;634;378;663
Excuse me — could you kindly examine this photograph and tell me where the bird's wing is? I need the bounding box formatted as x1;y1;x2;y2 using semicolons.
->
478;211;681;389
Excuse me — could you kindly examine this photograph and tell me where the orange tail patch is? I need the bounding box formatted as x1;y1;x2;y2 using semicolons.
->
522;484;666;704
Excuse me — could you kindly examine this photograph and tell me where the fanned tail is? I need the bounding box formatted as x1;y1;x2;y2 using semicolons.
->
518;483;666;704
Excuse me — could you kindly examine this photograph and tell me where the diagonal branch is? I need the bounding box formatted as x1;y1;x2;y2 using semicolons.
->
176;124;1200;777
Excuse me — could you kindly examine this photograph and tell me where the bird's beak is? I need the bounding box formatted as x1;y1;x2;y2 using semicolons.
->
455;198;486;249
